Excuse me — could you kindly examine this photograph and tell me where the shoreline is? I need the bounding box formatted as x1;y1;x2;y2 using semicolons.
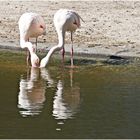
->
0;41;140;63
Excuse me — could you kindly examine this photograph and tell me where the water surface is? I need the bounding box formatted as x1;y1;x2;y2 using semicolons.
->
0;51;140;138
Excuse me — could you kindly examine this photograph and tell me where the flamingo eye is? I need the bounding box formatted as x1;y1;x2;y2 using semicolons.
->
40;25;43;29
73;21;77;25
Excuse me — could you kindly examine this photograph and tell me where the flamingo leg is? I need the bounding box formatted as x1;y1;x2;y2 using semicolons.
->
26;49;31;67
70;32;74;67
26;39;31;66
62;47;65;64
35;37;37;53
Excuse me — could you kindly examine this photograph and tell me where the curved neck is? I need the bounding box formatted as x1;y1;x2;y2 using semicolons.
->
57;29;65;47
43;30;65;65
20;38;34;54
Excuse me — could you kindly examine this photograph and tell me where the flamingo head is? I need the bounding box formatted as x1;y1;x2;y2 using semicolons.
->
40;57;49;68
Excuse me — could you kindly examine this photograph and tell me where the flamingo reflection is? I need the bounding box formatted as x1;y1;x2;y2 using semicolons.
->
18;67;53;117
18;67;80;119
53;68;80;120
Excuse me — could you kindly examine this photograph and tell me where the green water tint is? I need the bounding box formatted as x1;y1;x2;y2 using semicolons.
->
0;51;140;138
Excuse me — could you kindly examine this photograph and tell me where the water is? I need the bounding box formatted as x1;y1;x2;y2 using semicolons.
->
0;51;140;138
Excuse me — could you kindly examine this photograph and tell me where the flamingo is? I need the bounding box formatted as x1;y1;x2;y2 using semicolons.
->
18;12;46;67
40;9;83;68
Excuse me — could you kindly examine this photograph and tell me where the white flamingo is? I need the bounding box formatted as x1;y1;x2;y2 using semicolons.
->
18;12;46;67
40;9;83;68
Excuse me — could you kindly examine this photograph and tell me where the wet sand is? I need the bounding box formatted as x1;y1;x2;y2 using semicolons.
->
0;1;140;59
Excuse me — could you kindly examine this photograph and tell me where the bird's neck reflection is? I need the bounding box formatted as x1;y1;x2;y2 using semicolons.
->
53;68;80;120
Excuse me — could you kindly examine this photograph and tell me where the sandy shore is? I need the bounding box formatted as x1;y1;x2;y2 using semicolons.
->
0;1;140;59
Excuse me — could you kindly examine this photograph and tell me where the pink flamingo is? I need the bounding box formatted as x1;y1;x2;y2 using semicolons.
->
18;12;46;67
40;9;83;68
